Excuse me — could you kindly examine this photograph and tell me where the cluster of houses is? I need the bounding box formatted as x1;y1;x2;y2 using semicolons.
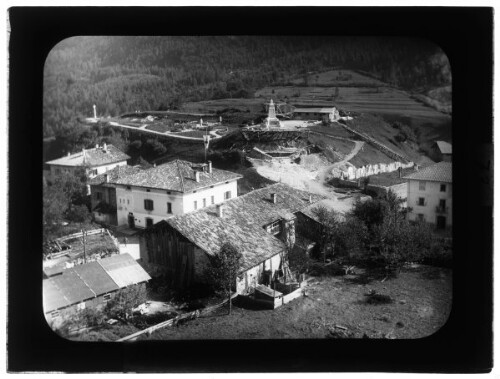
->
44;135;452;324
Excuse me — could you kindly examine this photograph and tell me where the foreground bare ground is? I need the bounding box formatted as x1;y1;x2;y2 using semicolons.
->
141;265;452;340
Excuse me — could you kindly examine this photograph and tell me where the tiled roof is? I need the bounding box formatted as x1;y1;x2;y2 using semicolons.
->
162;183;326;271
436;141;452;155
46;144;130;167
293;107;336;114
43;253;150;313
300;199;347;223
403;161;452;183
90;159;242;192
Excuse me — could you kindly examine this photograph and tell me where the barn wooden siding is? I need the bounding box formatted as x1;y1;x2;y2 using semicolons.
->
143;225;196;290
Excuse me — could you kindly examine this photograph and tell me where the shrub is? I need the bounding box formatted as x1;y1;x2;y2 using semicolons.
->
365;291;393;305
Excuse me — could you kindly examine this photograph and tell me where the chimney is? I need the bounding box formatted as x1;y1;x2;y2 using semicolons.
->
153;163;156;168
216;204;224;218
208;160;212;174
82;149;86;164
95;144;99;149
309;195;312;204
398;167;402;178
270;193;277;204
104;174;109;183
194;171;200;182
67;152;70;157
103;143;107;152
414;164;419;171
93;104;97;119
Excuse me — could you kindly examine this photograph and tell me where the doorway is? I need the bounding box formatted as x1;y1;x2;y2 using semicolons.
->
146;217;154;228
128;213;135;228
436;215;446;229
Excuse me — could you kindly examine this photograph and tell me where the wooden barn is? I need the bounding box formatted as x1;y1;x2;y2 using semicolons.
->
139;183;328;293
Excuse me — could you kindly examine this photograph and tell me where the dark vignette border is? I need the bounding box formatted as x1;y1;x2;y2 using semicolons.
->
7;6;493;373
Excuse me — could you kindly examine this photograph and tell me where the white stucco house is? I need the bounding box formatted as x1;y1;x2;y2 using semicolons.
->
89;159;242;228
46;143;130;182
403;161;452;229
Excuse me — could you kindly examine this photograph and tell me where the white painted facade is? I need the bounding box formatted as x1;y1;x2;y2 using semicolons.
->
49;160;128;181
407;179;452;228
115;180;238;228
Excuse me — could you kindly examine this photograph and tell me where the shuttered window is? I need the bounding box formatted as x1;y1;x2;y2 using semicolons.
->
144;199;154;211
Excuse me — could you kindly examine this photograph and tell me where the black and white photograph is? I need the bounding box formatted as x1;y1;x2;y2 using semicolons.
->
7;6;493;374
41;35;453;341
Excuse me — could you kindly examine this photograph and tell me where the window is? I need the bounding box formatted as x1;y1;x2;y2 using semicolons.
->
440;184;446;192
96;192;102;201
224;191;232;200
417;214;425;222
167;191;171;195
266;220;281;235
127;199;130;205
417;197;425;206
126;186;132;191
419;181;426;191
144;199;154;211
167;202;172;214
194;201;198;210
211;195;215;205
89;169;98;176
146;218;154;228
103;294;112;302
203;198;206;208
146;189;150;192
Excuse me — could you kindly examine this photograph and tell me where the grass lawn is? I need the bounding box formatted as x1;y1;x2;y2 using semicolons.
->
144;123;175;133
140;265;452;340
349;143;395;167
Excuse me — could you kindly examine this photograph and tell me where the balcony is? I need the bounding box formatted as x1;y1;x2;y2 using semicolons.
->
435;206;449;214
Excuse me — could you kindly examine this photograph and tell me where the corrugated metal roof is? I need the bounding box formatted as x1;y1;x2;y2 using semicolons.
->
73;261;119;296
403;161;452;183
98;253;151;287
89;159;242;193
436;141;452;155
46;144;130;167
43;253;151;313
43;279;70;313
49;270;96;309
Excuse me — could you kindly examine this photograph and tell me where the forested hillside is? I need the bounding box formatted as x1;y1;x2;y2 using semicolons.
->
43;36;451;137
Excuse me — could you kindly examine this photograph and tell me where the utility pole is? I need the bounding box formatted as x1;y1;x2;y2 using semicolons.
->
82;228;87;263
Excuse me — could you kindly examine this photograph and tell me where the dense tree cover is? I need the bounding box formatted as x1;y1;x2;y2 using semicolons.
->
42;167;90;242
44;36;451;137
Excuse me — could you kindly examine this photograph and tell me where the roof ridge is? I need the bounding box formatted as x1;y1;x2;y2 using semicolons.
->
96;258;123;288
176;160;186;192
72;267;97;298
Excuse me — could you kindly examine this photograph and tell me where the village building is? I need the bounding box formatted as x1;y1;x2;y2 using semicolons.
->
292;107;340;123
43;253;151;328
46;143;130;182
403;161;452;229
139;183;326;292
89;159;242;228
429;140;452;162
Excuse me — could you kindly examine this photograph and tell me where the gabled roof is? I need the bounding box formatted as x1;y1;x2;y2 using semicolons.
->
293;107;337;114
155;183;326;271
97;253;151;287
43;253;151;313
89;159;242;193
403;161;452;183
46;144;130;167
435;141;452;155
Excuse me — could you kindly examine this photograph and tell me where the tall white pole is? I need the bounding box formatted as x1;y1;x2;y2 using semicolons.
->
93;104;97;119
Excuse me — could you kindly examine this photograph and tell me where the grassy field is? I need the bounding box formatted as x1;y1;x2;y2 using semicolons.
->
367;167;417;187
140;265;452;340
